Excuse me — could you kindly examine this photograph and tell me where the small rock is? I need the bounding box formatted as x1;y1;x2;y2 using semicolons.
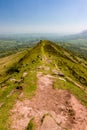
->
41;115;62;130
10;78;16;82
7;90;15;98
22;72;28;78
58;71;64;77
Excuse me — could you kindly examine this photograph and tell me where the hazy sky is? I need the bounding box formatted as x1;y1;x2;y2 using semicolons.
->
0;0;87;34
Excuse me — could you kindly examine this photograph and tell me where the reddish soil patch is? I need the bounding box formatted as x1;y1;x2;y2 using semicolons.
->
10;72;87;130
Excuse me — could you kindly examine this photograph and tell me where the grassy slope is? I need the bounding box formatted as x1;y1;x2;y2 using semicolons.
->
42;40;87;106
0;44;42;130
0;40;87;129
43;41;87;86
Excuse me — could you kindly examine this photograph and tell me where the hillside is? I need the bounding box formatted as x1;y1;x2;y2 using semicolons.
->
54;30;87;59
0;40;87;130
0;39;38;58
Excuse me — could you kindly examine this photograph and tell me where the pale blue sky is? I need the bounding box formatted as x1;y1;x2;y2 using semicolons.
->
0;0;87;34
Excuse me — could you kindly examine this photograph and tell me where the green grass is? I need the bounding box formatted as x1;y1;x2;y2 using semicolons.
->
0;44;42;129
43;40;87;86
23;71;37;98
0;50;27;75
0;78;20;130
0;93;18;130
26;118;35;130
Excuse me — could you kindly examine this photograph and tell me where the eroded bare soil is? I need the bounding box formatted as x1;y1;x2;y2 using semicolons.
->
10;72;87;130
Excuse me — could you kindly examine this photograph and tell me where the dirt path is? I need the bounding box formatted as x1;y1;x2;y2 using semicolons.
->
10;72;87;130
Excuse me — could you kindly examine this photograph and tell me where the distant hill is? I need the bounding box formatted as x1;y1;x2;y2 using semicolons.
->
59;30;87;41
80;30;87;35
56;30;87;59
